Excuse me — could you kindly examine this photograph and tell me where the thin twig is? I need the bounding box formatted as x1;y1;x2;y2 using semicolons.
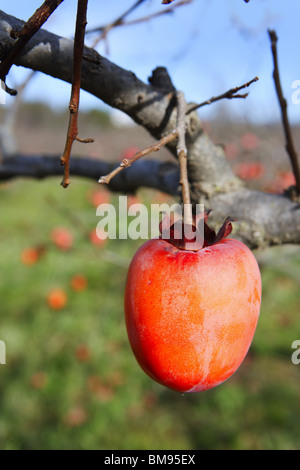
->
87;0;192;49
99;94;191;224
89;0;147;50
186;76;259;115
268;29;300;196
60;0;92;188
176;91;192;224
0;0;64;95
87;0;146;36
120;1;193;28
98;130;178;185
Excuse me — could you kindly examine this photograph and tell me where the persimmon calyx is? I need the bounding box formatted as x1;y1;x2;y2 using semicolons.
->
159;210;236;251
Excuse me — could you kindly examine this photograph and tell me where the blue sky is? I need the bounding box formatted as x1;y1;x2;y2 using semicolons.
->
1;0;300;124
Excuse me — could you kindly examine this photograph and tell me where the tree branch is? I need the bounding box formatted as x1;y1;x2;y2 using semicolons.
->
268;29;300;197
176;90;192;223
0;154;299;248
87;0;192;47
98;130;177;185
0;10;241;199
0;154;180;195
186;76;259;115
60;0;90;188
0;0;64;95
87;0;147;48
0;11;300;249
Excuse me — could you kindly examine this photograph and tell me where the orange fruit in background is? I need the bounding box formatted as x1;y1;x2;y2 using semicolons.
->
47;288;68;310
240;132;260;151
64;406;88;427
21;247;41;265
234;162;265;180
121;146;140;160
30;371;48;389
75;344;91;362
88;188;111;208
70;274;88;292
50;227;74;250
89;228;107;247
274;171;296;192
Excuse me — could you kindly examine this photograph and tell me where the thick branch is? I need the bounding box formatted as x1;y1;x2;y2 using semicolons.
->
0;10;241;198
208;189;300;248
0;154;180;195
0;0;64;95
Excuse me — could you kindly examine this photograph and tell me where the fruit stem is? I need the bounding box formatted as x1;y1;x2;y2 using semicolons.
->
178;148;193;224
176;91;193;225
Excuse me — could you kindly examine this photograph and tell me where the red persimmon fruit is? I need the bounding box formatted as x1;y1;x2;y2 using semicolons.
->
124;212;261;393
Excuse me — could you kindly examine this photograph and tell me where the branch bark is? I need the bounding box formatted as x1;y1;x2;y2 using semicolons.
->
0;0;64;95
0;9;241;199
0;154;180;195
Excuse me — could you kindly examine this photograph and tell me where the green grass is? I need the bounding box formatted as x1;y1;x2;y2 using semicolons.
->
0;177;299;450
